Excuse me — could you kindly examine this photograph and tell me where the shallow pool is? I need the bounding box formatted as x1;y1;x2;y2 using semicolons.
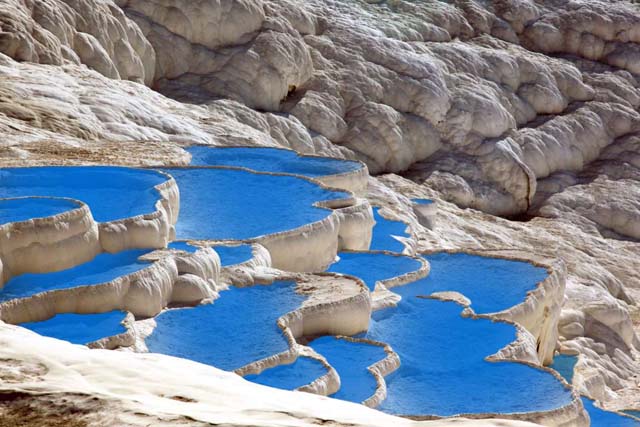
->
161;168;349;241
0;197;81;225
168;241;253;266
415;253;548;314
0;167;167;222
244;356;327;390
146;281;305;371
370;207;408;253
366;298;572;415
582;398;640;427
0;249;151;302
187;146;361;177
310;336;387;403
411;198;434;205
19;310;127;345
550;354;578;385
551;355;640;426
327;252;423;291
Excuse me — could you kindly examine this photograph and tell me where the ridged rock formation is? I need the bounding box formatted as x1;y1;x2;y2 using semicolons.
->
0;0;639;424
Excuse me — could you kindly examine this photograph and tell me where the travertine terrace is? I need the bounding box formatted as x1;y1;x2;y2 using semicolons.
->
0;0;639;425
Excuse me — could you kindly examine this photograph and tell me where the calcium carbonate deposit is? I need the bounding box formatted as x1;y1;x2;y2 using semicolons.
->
0;0;639;426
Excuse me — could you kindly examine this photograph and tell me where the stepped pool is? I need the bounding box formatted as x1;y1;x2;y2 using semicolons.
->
309;336;387;403
146;281;305;371
322;251;572;415
244;356;327;390
0;249;151;302
326;252;422;291
161;168;349;241
187;146;362;177
369;207;408;253
0;167;167;222
0;197;81;225
550;354;640;426
19;311;127;345
169;241;253;266
365;298;571;415
420;252;548;314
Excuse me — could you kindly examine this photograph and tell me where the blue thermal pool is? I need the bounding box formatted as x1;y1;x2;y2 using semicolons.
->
244;356;327;390
327;252;423;291
551;354;640;426
582;398;640;427
161;168;349;241
168;241;253;266
365;298;572;415
550;354;578;384
624;411;640;420
146;281;306;371
0;197;80;225
0;167;167;222
324;251;571;415
187;146;362;177
19;310;127;345
310;336;387;403
370;207;408;253
0;249;151;302
417;253;549;314
412;198;434;205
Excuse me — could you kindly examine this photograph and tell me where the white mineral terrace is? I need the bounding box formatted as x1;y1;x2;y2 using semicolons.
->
0;149;636;427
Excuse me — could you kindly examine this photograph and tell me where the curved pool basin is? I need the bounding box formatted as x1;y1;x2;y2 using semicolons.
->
327;252;423;291
0;249;151;302
146;281;305;371
244;356;327;390
366;299;572;415
168;241;253;266
187;146;362;178
0;167;167;222
161;168;349;241
582;398;640;427
0;197;82;225
310;336;387;403
414;253;548;314
370;207;408;253
551;354;640;426
19;310;127;345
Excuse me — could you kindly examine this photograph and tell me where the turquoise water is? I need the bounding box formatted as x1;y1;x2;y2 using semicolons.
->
310;336;387;403
0;167;166;222
244;356;327;390
327;252;423;291
582;398;640;427
417;253;548;314
0;249;151;302
146;281;305;371
168;241;253;266
161;168;349;241
187;146;361;177
624;411;640;420
367;298;572;415
551;355;640;426
370;207;408;253
325;251;571;415
412;198;434;205
19;311;127;345
550;354;578;385
0;198;80;225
